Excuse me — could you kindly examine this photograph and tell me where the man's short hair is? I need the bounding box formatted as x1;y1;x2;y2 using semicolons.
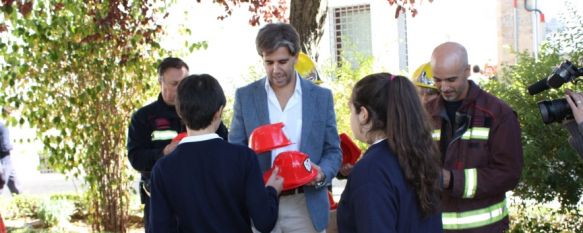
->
255;23;300;57
472;65;481;73
176;74;226;130
158;57;189;78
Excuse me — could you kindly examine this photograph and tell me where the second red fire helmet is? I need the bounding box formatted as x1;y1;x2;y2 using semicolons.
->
263;151;318;191
172;132;187;143
339;133;361;165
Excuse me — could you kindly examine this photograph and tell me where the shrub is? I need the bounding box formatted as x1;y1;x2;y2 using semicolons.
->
4;195;42;219
37;199;75;228
508;198;583;233
50;193;87;221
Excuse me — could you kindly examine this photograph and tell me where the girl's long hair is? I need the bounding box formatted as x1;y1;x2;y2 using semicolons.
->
351;72;441;217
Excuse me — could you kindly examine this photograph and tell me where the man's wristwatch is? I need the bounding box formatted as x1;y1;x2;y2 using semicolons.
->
315;174;327;189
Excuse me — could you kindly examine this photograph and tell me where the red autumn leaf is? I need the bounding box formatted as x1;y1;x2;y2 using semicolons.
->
249;15;260;26
1;0;14;6
55;3;64;11
17;1;33;16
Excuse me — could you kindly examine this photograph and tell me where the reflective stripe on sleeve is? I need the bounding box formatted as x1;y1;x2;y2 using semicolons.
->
432;129;441;141
442;199;508;230
463;168;477;198
151;130;178;141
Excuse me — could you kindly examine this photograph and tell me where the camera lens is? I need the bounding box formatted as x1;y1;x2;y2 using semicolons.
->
538;98;573;124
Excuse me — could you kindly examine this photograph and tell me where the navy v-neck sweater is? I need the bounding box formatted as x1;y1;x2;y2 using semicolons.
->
337;140;443;233
149;138;279;233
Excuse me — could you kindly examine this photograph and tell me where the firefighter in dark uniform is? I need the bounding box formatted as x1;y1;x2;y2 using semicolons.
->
127;57;228;232
427;42;522;233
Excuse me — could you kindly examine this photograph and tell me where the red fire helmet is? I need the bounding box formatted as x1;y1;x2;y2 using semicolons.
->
0;212;6;233
263;151;318;191
249;122;292;154
340;133;361;165
328;191;338;210
172;132;187;143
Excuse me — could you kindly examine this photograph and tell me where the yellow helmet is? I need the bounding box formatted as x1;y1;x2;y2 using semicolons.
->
295;52;321;84
412;62;437;90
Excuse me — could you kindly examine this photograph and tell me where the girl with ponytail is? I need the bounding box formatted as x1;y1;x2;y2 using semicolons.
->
337;72;443;233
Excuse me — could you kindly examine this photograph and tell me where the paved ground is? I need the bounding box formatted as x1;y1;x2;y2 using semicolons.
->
2;172;82;196
1;152;134;197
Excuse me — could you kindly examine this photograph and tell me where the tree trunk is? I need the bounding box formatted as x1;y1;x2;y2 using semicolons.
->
289;0;328;61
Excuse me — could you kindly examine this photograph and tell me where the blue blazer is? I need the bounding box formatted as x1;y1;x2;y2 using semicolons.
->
229;77;342;231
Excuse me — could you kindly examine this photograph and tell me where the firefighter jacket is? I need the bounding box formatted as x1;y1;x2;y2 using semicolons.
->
425;81;523;233
127;94;228;181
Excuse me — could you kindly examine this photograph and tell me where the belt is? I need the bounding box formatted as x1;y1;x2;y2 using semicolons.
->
280;187;304;197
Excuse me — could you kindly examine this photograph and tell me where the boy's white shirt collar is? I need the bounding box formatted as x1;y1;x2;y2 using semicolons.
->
178;133;221;144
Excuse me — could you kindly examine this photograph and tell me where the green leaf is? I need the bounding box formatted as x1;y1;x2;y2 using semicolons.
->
0;0;173;230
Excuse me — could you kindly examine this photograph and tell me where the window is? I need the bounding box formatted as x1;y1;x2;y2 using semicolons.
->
332;4;372;68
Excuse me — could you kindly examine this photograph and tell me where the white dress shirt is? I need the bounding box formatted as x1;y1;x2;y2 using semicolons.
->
264;74;303;165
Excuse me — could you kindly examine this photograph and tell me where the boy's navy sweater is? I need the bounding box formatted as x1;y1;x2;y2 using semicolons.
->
337;140;443;233
150;137;279;233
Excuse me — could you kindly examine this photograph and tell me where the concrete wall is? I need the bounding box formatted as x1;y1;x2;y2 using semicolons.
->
497;0;536;66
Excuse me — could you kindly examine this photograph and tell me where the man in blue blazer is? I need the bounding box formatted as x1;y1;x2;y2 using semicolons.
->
229;23;342;233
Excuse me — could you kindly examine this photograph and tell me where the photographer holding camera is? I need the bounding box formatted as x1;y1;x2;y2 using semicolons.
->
563;90;583;159
527;60;583;159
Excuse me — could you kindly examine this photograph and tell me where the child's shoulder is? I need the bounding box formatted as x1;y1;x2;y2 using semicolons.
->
166;140;256;163
196;139;256;157
223;141;256;155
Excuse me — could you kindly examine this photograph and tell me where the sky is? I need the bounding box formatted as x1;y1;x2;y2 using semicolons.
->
159;1;262;94
406;0;499;71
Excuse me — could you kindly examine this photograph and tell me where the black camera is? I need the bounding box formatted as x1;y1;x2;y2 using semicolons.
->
527;60;583;124
537;99;572;124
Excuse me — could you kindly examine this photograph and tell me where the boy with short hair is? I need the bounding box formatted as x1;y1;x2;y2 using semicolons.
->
149;74;283;233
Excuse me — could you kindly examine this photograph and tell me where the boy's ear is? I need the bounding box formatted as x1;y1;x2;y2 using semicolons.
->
213;106;224;121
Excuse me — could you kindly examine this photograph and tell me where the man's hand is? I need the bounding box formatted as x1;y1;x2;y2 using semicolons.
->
162;141;179;156
266;166;284;195
339;163;354;177
308;163;325;187
442;169;452;189
566;90;583;124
